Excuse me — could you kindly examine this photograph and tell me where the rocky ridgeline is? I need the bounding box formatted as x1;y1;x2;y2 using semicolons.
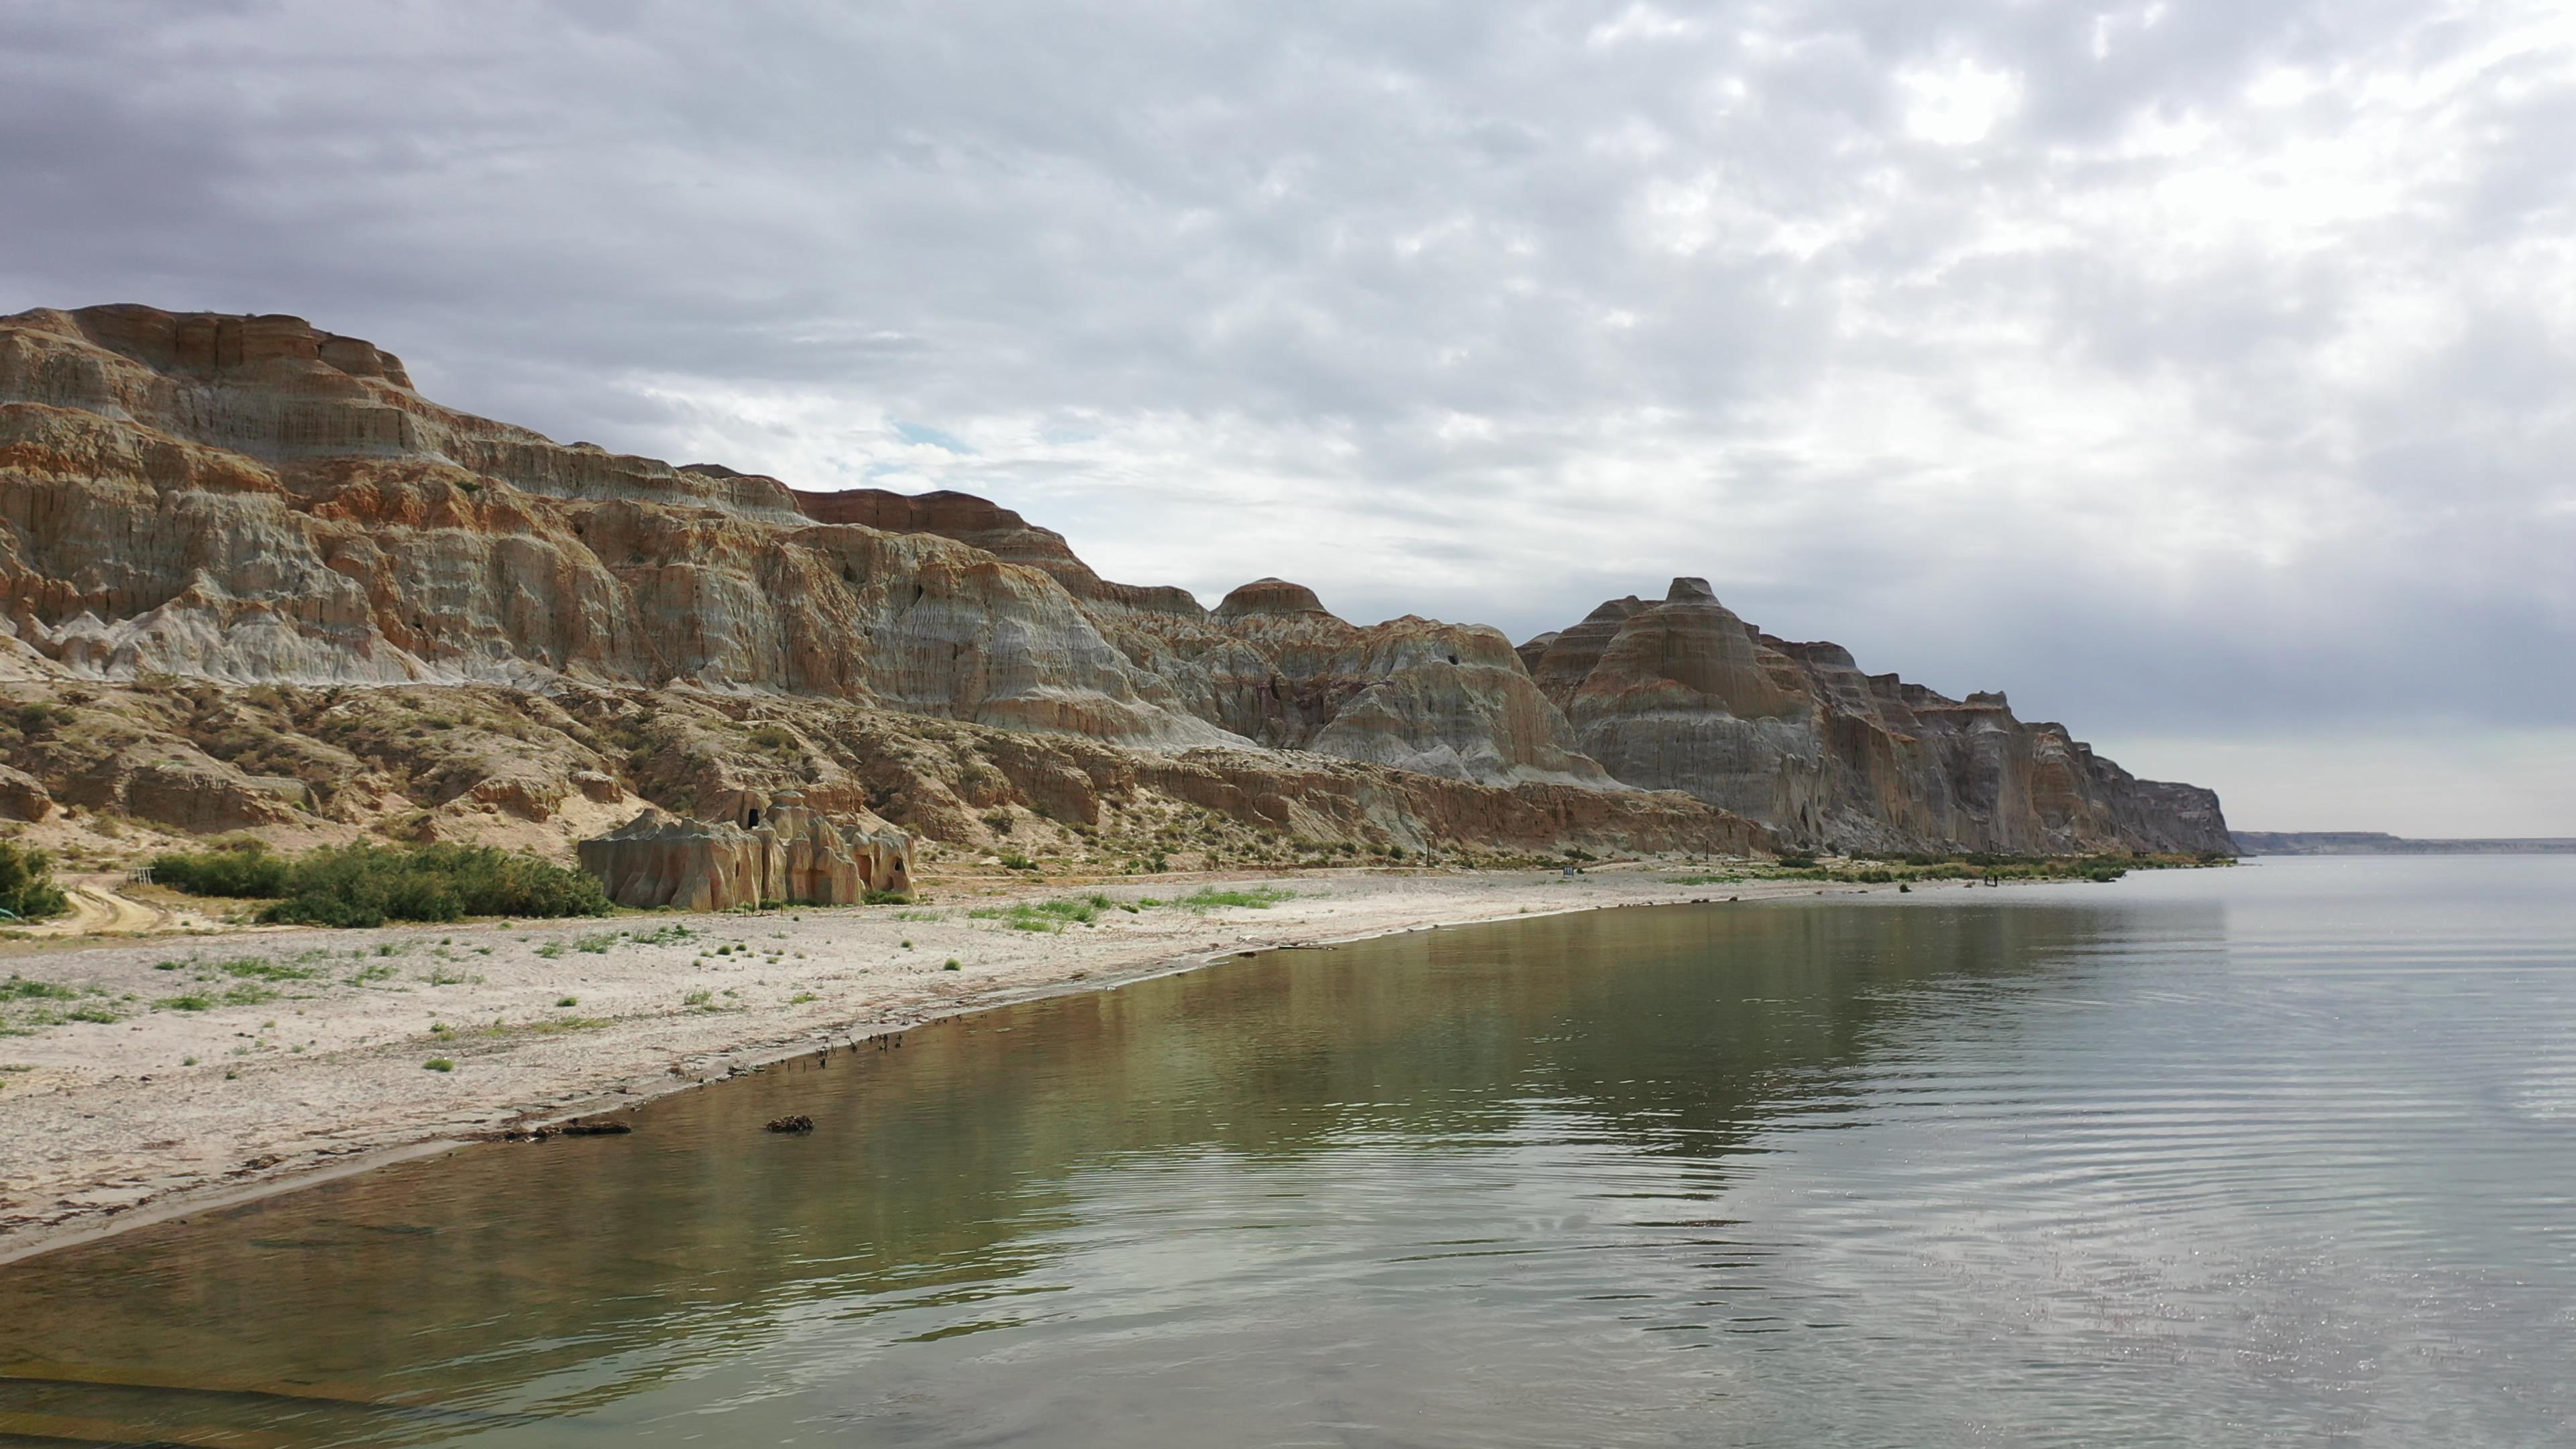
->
1521;579;2230;855
0;304;2225;860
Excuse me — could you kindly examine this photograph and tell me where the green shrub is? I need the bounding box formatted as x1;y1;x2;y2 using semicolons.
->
0;843;69;921
424;1057;455;1072
150;841;292;898
256;843;609;927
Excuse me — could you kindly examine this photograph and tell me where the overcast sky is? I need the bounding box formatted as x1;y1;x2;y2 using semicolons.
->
5;1;2570;834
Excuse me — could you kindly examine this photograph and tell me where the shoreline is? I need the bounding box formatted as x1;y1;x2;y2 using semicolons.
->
0;865;1939;1266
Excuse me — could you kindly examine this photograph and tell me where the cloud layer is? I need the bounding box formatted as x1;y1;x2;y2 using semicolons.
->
5;0;2570;830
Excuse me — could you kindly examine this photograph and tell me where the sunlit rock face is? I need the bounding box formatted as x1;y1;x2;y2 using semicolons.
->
1525;579;2233;854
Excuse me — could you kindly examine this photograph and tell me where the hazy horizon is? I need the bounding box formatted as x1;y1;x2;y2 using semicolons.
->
5;1;2569;835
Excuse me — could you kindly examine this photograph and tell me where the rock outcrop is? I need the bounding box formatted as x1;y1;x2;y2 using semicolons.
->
1090;580;1614;791
1525;579;2234;854
0;303;2225;860
578;792;910;911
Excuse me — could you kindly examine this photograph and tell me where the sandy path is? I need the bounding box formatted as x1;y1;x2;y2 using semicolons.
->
15;873;238;938
0;865;1908;1265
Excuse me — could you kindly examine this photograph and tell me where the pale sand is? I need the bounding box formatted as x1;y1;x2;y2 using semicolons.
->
0;865;1922;1265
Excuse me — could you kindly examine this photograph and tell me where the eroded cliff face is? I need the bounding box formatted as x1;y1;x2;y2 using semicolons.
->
0;305;1233;750
1527;578;2234;855
0;304;2225;860
0;305;1766;859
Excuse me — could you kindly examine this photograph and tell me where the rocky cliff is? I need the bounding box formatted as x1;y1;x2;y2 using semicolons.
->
1523;578;2234;855
0;305;1769;862
0;304;2224;861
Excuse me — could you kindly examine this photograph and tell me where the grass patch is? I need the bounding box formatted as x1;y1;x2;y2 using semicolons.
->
213;956;317;981
156;994;215;1012
1167;886;1297;911
1;977;80;1002
474;1016;610;1038
424;1058;455;1072
967;892;1121;932
631;924;696;946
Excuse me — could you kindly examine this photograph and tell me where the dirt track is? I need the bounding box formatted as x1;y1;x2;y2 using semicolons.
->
13;875;231;939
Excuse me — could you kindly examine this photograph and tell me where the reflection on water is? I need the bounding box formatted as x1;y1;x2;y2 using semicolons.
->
6;858;2573;1446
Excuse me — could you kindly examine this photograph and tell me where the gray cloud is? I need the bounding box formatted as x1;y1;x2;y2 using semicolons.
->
4;0;2570;831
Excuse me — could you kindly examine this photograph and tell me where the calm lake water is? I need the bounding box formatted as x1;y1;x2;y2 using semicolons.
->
6;857;2575;1447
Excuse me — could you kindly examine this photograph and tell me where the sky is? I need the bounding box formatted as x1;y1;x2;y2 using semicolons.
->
3;1;2570;835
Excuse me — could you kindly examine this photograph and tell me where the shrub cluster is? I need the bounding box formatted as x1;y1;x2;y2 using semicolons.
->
0;841;69;921
156;841;608;927
149;841;291;898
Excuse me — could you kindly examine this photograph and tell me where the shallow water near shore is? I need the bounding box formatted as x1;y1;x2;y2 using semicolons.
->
5;857;2573;1446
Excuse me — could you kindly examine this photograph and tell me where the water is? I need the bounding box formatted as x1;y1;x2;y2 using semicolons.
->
5;857;2573;1446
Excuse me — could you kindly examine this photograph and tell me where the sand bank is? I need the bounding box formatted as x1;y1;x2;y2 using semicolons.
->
0;865;1922;1265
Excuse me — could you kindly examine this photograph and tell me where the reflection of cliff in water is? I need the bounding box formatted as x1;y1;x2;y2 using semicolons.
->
0;898;2209;1443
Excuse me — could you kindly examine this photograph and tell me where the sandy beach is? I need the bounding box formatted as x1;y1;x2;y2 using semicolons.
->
0;863;1926;1265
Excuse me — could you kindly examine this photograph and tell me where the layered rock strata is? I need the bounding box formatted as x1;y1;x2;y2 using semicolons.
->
1524;579;2233;855
0;304;2224;859
0;679;1774;863
0;305;1232;750
578;791;910;911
